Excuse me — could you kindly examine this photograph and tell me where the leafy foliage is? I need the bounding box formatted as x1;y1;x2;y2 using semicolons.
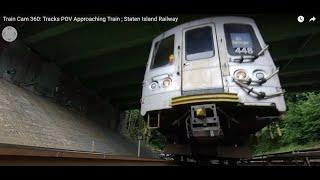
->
281;92;320;144
124;109;145;140
123;109;166;150
252;91;320;154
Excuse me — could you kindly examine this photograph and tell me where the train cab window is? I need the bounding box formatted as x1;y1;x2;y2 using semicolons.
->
224;24;261;56
150;35;175;69
185;26;214;60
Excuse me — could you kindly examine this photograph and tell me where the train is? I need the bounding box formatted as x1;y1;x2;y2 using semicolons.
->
140;16;286;161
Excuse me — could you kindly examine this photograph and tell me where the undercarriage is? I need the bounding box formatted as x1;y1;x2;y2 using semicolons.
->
145;103;282;160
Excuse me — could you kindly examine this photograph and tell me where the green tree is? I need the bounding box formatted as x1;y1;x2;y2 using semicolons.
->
280;92;320;145
252;91;320;154
124;109;166;151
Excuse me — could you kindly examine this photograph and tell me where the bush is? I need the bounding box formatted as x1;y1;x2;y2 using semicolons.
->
280;92;320;145
123;109;166;150
252;91;320;154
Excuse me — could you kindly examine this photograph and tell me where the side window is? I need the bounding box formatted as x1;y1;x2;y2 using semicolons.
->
224;24;261;56
185;26;214;60
150;35;175;69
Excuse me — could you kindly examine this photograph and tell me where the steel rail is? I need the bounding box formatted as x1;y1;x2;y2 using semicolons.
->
239;147;320;166
0;143;175;166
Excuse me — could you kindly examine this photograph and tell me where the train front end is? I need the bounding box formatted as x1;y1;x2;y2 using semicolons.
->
140;17;286;159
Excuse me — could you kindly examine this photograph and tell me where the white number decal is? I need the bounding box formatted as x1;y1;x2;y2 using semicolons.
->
234;47;253;54
235;47;242;54
247;47;253;54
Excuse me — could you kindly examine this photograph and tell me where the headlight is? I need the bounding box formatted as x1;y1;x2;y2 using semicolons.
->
256;72;265;80
162;78;172;88
234;69;248;81
149;82;158;90
253;70;266;80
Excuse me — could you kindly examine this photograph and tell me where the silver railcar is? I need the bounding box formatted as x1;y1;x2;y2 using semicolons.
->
140;16;286;159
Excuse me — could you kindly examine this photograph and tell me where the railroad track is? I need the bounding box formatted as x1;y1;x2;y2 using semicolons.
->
0;143;175;166
164;147;320;166
1;143;319;166
238;147;320;166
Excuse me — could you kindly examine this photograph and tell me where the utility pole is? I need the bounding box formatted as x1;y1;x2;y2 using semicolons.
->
137;135;143;157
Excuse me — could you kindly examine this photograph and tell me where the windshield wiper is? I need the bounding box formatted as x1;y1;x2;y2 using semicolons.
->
250;44;269;61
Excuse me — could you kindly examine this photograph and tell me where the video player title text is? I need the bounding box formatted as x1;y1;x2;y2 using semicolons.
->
2;16;179;23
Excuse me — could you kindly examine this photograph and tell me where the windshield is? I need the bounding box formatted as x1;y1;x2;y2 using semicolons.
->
150;35;175;69
185;26;214;60
224;24;261;56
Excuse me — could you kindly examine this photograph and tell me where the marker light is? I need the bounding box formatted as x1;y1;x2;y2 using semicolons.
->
234;69;248;81
256;72;265;80
150;82;158;90
162;78;172;88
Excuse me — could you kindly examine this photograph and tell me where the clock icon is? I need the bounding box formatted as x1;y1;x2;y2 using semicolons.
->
2;26;18;42
297;15;305;23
